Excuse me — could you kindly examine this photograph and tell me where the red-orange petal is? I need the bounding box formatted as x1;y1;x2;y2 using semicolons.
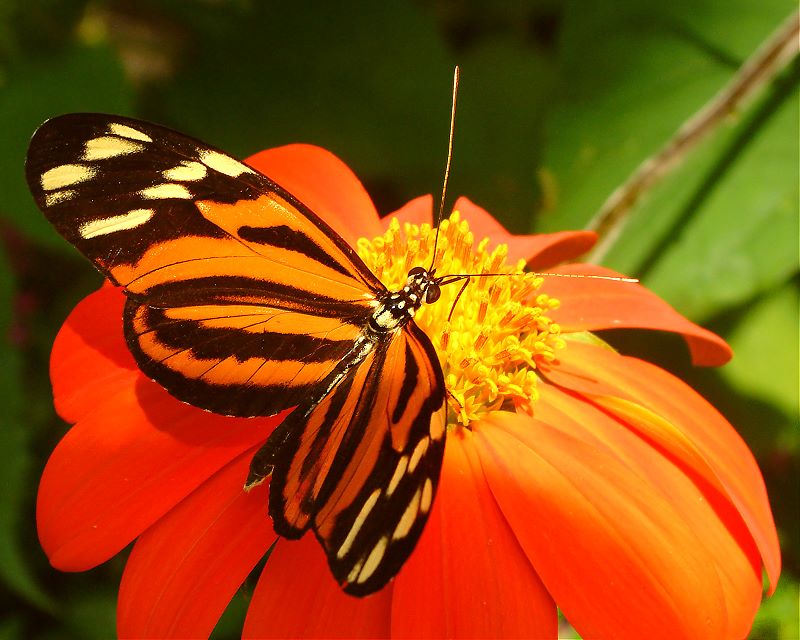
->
383;194;434;230
475;411;739;639
543;340;780;594
544;263;731;366
535;384;765;638
453;196;597;267
243;535;392;639
50;286;138;424
392;428;556;639
37;382;277;571
245;144;382;246
118;448;276;639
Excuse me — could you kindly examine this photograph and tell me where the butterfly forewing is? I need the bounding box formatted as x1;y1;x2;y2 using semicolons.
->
26;114;386;418
26;113;450;596
25;113;381;296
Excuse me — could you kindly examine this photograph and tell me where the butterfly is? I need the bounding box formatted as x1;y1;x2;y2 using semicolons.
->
26;113;450;596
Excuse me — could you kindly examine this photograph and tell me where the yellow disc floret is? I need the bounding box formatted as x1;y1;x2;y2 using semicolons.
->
357;211;564;427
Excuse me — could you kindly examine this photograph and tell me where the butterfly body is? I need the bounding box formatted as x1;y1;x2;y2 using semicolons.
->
27;113;447;596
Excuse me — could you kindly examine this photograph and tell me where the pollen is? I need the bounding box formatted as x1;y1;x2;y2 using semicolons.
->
357;212;564;427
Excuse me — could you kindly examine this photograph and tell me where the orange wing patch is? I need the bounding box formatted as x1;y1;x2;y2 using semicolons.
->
125;299;372;418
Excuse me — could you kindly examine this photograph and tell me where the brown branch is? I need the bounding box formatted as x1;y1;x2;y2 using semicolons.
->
586;10;800;263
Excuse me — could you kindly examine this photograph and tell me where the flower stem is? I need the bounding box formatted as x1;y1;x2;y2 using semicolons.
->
585;10;800;263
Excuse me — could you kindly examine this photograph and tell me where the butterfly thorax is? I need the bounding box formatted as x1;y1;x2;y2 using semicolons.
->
368;266;441;334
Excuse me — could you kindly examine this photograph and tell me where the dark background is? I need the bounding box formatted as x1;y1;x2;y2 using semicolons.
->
0;1;797;638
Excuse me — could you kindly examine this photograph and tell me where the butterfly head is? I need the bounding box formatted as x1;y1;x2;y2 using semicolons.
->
406;266;442;305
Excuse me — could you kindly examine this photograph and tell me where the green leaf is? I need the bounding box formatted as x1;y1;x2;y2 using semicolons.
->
0;244;52;610
719;280;799;444
153;2;449;192
60;586;117;640
539;0;795;234
748;574;800;639
0;43;133;250
635;84;798;321
447;38;556;230
151;1;557;224
0;616;24;640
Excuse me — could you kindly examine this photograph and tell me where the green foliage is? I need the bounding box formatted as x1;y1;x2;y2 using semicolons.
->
0;245;52;612
0;43;133;249
0;0;796;638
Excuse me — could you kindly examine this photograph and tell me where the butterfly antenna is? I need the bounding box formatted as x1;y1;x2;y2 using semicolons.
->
533;272;638;283
439;271;638;321
438;271;638;284
429;65;460;272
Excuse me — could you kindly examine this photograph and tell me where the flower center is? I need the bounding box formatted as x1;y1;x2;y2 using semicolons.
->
357;211;564;427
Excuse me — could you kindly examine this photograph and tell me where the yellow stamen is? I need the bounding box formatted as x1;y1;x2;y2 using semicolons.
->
357;212;564;427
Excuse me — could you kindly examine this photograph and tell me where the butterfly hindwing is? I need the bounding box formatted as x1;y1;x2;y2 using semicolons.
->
255;321;446;595
26;113;388;417
124;297;375;417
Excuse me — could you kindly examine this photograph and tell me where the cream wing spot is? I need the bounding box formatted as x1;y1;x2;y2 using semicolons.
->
356;536;389;584
79;209;155;239
336;488;382;560
408;436;429;474
386;455;408;497
346;557;366;585
392;487;421;541
420;478;433;514
83;136;144;160
162;161;208;182
138;183;193;200
41;164;98;191
199;149;254;177
429;412;446;441
44;189;77;207
107;123;153;142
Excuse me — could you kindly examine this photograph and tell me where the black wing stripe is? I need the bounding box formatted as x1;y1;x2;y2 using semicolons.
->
137;307;357;363
237;224;352;279
131;275;371;317
392;340;421;423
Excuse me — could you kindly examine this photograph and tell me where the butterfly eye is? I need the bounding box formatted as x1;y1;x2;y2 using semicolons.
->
408;266;425;277
425;284;441;304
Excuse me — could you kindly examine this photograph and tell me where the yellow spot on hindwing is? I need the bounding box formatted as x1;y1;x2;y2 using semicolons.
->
408;437;429;474
393;487;421;541
356;536;389;584
429;410;446;440
336;489;381;560
420;477;433;513
386;456;408;496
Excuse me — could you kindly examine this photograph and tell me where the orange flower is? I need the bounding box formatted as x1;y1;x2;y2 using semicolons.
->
38;144;780;639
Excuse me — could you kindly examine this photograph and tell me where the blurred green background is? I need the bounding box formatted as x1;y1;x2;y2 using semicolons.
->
0;1;797;638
